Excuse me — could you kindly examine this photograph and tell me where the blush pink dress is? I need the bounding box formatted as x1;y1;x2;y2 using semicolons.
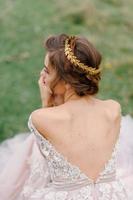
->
0;114;132;200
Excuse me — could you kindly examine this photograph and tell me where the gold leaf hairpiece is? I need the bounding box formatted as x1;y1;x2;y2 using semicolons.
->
64;36;102;76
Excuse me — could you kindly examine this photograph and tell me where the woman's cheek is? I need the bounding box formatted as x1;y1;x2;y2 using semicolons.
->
44;71;57;88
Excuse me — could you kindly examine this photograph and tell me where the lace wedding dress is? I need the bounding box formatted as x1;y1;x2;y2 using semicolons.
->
0;114;133;200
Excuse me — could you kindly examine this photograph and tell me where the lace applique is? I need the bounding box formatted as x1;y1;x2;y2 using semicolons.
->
28;117;93;181
24;114;128;200
19;144;51;199
28;114;120;183
98;181;128;199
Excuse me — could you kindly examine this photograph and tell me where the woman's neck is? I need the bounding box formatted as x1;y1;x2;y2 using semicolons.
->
64;88;95;104
64;88;80;103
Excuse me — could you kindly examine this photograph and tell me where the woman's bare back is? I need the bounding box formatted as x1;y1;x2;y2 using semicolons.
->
31;97;121;181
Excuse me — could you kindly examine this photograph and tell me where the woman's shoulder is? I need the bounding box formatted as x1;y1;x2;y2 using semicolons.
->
101;98;121;120
30;98;121;136
31;98;121;121
104;98;121;106
31;104;69;121
103;98;121;111
30;105;70;136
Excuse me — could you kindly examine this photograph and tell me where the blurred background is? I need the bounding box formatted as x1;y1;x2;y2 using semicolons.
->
0;0;133;141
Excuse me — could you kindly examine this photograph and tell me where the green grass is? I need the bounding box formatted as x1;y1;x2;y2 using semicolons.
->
0;0;133;141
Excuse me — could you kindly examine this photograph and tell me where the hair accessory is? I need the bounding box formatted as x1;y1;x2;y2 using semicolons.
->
64;36;102;77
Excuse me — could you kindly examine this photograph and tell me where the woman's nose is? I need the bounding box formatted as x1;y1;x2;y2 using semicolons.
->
40;68;45;76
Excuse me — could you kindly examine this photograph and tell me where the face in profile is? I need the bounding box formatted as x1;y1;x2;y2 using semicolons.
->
40;53;55;87
41;53;67;105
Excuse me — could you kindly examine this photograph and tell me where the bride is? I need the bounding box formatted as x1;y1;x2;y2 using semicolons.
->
0;34;132;200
